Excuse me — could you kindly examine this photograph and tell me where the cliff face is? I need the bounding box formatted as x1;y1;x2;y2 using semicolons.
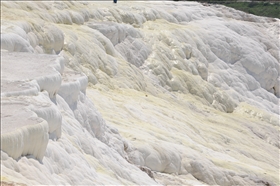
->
1;1;279;186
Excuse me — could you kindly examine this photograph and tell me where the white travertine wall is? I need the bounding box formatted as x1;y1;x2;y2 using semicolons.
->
1;1;279;186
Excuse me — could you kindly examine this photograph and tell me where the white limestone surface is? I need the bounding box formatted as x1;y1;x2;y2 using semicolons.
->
1;1;279;186
1;100;49;161
1;52;158;185
1;52;63;97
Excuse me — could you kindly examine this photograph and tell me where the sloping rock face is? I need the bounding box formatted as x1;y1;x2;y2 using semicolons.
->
1;1;279;186
1;52;157;185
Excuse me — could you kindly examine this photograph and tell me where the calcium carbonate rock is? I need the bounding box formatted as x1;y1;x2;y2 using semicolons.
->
1;1;279;186
1;100;49;161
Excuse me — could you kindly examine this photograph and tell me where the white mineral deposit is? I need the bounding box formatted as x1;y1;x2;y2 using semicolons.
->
1;1;279;186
